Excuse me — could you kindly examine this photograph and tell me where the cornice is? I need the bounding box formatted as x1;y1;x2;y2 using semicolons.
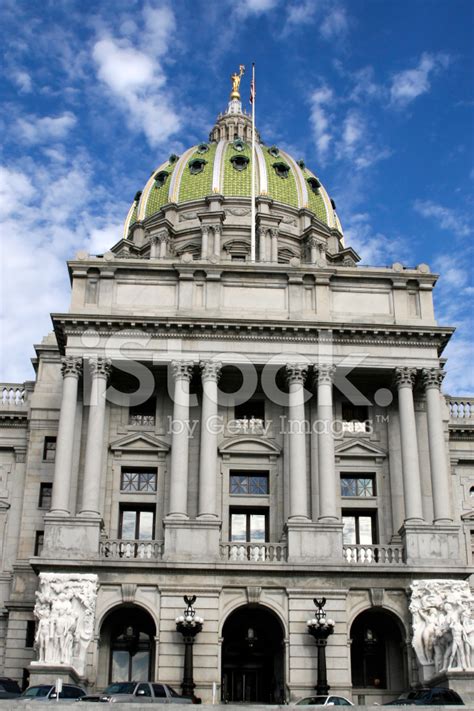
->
51;313;453;354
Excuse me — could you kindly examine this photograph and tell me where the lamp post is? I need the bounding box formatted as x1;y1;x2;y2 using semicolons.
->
175;595;204;701
307;598;335;696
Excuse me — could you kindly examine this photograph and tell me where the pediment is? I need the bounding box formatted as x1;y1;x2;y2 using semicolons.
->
219;437;281;458
110;433;170;454
334;438;386;461
461;510;474;522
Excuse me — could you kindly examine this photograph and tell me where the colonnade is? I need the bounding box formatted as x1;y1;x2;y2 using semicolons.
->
49;358;452;528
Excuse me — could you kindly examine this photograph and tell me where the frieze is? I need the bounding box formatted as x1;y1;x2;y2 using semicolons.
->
227;207;250;217
178;211;198;221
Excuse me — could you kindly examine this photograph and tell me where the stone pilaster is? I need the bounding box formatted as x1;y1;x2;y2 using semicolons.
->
393;367;424;523
80;357;112;517
270;227;279;263
286;364;310;520
198;361;222;518
50;357;82;516
201;225;209;259
167;361;194;518
314;365;338;521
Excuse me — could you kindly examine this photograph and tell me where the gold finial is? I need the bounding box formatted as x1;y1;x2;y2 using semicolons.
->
230;64;245;100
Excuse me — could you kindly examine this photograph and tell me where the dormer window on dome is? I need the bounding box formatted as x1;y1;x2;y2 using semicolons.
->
268;145;280;158
133;190;142;203
197;143;209;154
233;138;246;152
230;154;250;172
189;158;207;175
307;177;321;193
330;198;337;210
169;153;179;164
297;159;306;169
273;161;290;179
153;171;169;188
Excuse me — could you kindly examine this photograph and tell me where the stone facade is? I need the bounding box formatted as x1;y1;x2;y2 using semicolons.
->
0;96;473;705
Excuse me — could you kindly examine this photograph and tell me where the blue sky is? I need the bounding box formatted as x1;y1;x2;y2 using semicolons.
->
0;0;473;392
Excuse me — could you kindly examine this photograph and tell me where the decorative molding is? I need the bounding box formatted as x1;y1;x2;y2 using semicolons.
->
200;360;222;383
369;588;385;607
178;211;198;222
109;432;170;455
421;367;446;390
227;207;250;217
246;586;262;605
88;357;112;379
61;356;82;379
393;366;417;389
334;438;386;460
170;360;194;381
121;583;137;604
286;363;308;385
313;364;336;386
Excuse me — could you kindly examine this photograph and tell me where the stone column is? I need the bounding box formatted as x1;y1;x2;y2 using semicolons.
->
213;225;221;258
258;227;266;262
314;365;338;521
150;233;159;258
201;225;209;260
286;364;309;520
50;357;83;515
393;367;424;522
158;230;169;259
421;368;452;523
270;228;279;263
80;357;112;516
198;361;222;518
308;236;318;264
168;361;194;518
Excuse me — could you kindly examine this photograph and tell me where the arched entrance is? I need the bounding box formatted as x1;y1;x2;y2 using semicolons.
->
221;605;285;703
350;609;407;697
100;605;156;684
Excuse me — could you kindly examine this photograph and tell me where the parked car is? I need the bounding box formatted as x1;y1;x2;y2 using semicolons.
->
0;678;21;700
80;681;193;703
18;684;86;701
384;687;464;705
294;696;353;706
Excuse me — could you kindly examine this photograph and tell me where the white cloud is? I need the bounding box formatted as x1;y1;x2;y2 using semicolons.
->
309;86;333;162
16;112;77;144
390;52;450;106
0;166;32;219
320;4;349;40
413;199;471;237
333;110;391;170
12;70;32;93
343;212;411;265
87;221;124;254
235;0;279;16
285;0;317;26
92;6;181;147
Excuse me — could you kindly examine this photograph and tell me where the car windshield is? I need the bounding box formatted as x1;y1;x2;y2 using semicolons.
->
22;686;51;698
103;683;136;695
168;686;181;698
298;698;329;705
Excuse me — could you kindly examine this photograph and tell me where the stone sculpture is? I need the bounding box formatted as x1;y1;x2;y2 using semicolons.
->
410;580;474;677
32;573;98;676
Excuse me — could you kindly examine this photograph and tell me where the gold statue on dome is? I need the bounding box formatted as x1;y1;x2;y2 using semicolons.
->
230;65;245;100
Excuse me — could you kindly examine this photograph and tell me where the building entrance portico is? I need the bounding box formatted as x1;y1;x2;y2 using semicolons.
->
221;605;285;703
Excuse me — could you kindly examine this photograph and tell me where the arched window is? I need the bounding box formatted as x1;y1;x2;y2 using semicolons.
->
100;606;156;684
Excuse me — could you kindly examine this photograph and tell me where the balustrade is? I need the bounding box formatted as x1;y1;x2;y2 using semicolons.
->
343;544;404;565
448;397;474;421
1;384;28;407
100;539;163;560
221;541;287;562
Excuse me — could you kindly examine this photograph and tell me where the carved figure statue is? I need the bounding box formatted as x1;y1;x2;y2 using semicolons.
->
410;580;474;679
230;65;245;98
33;573;98;675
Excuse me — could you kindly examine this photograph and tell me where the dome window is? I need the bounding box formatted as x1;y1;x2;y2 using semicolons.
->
268;145;280;157
133;190;142;203
169;153;179;164
153;171;169;188
307;177;321;193
272;161;290;179
297;159;306;170
233;138;246;152
189;158;207;175
230;154;250;172
330;198;337;210
197;143;209;154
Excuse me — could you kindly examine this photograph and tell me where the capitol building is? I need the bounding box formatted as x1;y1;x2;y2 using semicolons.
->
0;74;473;705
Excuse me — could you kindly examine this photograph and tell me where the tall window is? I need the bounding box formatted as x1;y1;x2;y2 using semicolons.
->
120;469;157;492
38;483;53;509
341;403;369;433
234;399;265;422
129;396;156;426
43;437;56;461
342;513;376;545
230;471;269;495
119;506;155;540
25;621;36;648
341;475;375;497
230;509;268;543
34;531;44;556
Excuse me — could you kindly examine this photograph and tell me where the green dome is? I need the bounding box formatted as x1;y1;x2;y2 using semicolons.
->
124;104;342;238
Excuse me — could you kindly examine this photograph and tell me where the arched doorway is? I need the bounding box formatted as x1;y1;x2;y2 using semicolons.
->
221;605;285;703
350;609;407;697
100;605;156;684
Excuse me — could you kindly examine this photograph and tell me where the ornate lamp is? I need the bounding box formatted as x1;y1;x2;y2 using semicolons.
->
175;595;204;701
307;598;335;695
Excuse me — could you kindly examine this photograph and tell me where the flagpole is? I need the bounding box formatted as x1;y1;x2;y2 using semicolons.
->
250;62;256;263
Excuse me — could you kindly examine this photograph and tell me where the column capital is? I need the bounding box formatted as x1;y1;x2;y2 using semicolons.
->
200;360;222;383
307;235;320;249
257;226;267;237
313;364;336;386
61;356;83;379
421;367;446;390
171;360;194;381
270;227;279;238
88;357;112;379
393;366;417;389
213;224;222;236
286;363;308;385
201;224;210;236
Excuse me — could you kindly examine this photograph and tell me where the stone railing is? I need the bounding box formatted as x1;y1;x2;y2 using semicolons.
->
1;383;29;408
221;541;287;562
447;397;474;423
100;539;163;560
229;418;265;434
343;544;404;565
